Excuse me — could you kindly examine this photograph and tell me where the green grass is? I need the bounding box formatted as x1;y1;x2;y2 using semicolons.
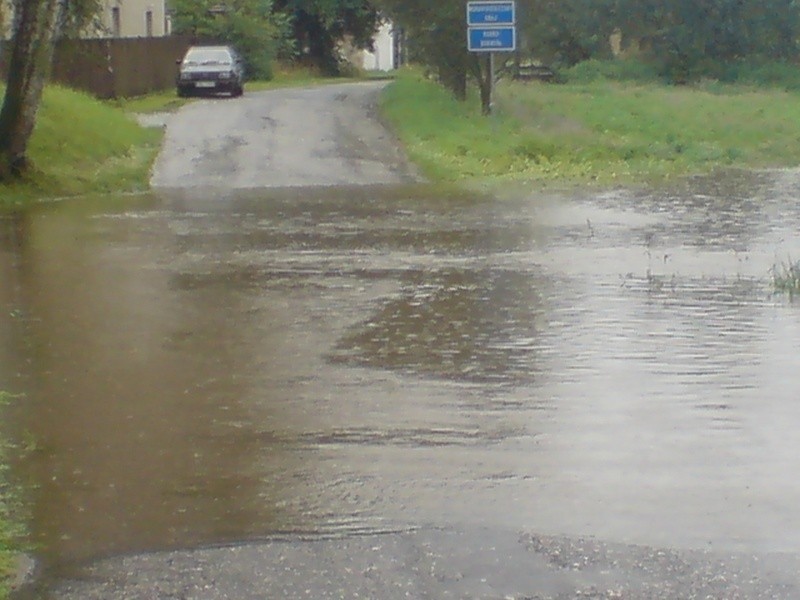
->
0;392;24;600
111;89;190;114
381;67;800;187
563;58;663;84
0;84;161;209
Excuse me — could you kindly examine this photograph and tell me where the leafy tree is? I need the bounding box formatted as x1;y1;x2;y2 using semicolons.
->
60;0;103;37
171;0;293;79
610;0;800;80
0;0;120;179
273;0;379;75
0;0;63;179
378;0;496;113
520;0;800;81
521;0;617;66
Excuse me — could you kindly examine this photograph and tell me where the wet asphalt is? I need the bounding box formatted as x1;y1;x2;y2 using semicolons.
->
34;528;800;599
150;81;420;190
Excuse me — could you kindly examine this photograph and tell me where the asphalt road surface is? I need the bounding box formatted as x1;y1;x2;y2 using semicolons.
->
150;81;420;190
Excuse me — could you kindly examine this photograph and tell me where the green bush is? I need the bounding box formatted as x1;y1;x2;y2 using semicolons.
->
563;59;661;84
722;61;800;90
224;13;278;80
562;57;800;89
171;0;294;81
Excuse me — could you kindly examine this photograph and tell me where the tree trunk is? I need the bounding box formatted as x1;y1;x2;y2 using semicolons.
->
0;0;63;180
468;54;492;116
479;55;492;116
439;65;467;101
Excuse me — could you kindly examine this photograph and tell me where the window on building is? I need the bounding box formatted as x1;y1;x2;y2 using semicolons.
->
145;10;153;37
111;6;121;37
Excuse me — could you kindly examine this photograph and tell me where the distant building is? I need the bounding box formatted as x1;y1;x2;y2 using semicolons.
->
0;4;10;39
95;0;170;38
361;21;396;72
0;0;170;39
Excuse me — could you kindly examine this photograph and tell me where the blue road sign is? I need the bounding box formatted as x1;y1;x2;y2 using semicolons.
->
467;1;515;26
468;26;516;52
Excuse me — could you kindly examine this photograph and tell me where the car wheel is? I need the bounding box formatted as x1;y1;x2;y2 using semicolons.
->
177;87;190;98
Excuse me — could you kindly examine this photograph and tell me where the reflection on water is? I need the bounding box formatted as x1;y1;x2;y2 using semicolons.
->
3;173;800;578
332;269;547;384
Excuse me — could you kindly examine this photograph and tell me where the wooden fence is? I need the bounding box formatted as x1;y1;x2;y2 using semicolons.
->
1;35;194;99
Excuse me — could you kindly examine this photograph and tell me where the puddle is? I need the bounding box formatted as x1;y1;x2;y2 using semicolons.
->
2;174;800;581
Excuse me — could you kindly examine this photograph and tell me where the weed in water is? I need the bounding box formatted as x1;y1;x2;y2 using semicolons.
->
772;259;800;296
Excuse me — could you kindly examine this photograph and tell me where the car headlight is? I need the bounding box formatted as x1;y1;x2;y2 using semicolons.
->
180;73;191;80
219;71;233;80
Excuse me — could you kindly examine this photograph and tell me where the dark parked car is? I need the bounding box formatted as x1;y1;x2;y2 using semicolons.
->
176;45;244;98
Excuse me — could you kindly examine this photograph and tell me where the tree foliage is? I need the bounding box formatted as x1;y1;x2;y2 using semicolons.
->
171;0;293;79
521;0;617;66
0;0;63;179
0;0;105;38
524;0;800;80
377;0;494;111
59;0;103;37
616;0;800;80
274;0;379;75
380;0;800;98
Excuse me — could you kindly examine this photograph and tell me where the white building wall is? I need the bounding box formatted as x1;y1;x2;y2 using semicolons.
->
0;1;167;39
99;0;167;38
362;22;395;72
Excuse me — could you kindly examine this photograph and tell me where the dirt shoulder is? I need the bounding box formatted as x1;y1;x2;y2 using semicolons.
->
150;81;421;190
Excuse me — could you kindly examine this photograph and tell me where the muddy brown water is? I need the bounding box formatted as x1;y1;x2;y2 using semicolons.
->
2;173;800;582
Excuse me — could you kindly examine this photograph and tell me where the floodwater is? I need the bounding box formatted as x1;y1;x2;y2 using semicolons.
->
2;172;800;582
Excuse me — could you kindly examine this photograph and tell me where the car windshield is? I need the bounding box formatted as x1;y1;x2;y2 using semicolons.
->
183;48;232;66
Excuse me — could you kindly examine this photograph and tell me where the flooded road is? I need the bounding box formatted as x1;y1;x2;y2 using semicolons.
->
3;171;800;598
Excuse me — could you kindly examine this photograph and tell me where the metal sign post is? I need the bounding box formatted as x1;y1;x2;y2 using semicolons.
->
467;1;516;115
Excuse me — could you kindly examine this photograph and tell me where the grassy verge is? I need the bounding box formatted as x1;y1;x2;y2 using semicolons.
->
381;68;800;188
0;84;161;210
0;392;24;600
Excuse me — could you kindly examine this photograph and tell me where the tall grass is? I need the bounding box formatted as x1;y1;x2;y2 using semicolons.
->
0;85;161;208
562;58;800;90
381;67;800;186
772;259;800;296
563;59;662;84
0;392;24;600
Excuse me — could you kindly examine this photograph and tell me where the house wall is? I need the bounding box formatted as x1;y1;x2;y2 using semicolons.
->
0;2;9;39
0;1;168;39
97;0;168;38
361;22;395;71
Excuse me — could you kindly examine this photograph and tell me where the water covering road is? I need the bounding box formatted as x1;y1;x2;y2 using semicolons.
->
1;84;800;598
